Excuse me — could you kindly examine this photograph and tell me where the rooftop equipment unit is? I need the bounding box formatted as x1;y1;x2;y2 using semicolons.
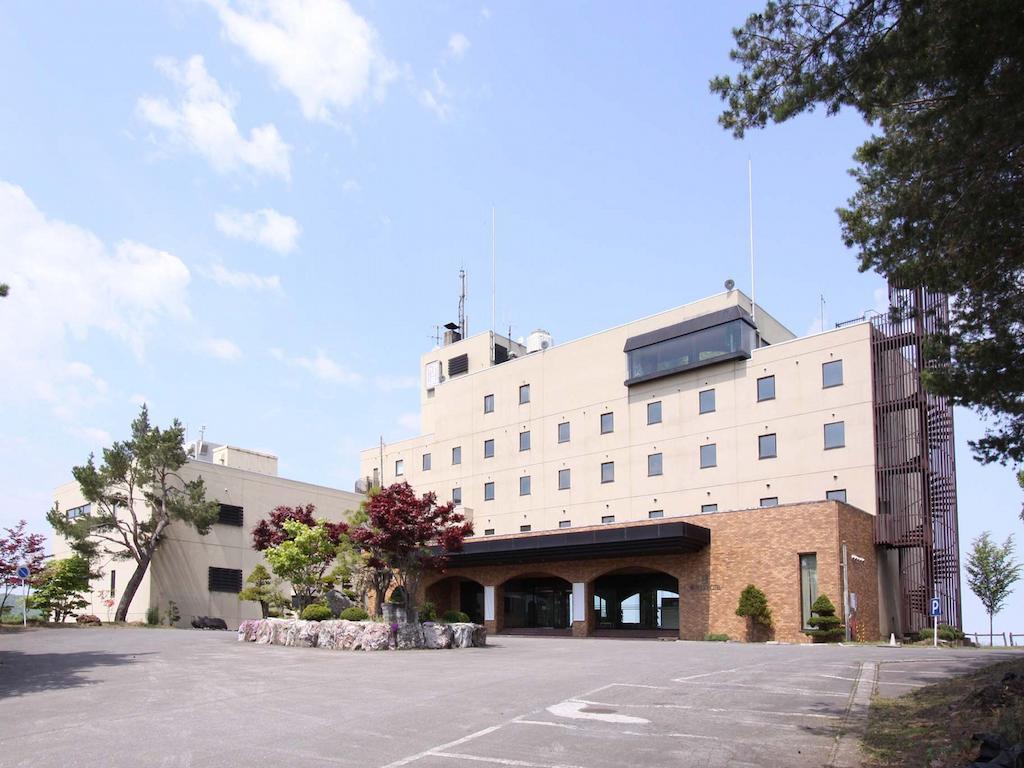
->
526;329;553;353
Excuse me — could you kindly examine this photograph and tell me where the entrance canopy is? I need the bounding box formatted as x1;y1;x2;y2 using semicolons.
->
444;520;710;567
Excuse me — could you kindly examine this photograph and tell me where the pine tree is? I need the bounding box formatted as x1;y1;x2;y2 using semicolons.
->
805;594;845;642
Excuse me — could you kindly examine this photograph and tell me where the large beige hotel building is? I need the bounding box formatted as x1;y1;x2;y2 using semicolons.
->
359;287;960;643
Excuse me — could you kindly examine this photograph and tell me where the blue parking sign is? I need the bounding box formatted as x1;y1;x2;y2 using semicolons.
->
929;597;941;617
16;565;29;579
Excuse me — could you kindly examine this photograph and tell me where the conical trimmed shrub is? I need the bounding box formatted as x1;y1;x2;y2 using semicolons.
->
804;594;844;642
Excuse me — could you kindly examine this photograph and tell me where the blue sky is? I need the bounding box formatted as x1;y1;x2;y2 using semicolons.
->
1;1;1019;636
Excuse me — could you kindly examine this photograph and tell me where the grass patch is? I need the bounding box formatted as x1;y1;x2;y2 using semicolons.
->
863;658;1024;767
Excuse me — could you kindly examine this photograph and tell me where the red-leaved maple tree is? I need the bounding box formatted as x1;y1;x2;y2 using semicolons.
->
251;504;348;551
350;482;473;615
1;520;47;616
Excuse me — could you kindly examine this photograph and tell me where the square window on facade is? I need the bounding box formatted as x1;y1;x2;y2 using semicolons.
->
422;453;431;471
700;443;717;468
601;515;615;524
452;446;462;465
758;433;777;459
558;421;571;443
826;488;847;503
484;481;495;501
484;438;495;458
559;520;571;528
757;375;776;402
452;487;462;505
519;475;531;496
760;497;779;507
395;459;404;476
601;461;615;483
648;509;664;519
822;359;844;388
647;401;662;425
701;503;718;514
519;430;531;451
558;468;571;490
824;421;846;449
699;388;716;414
519;384;531;404
520;524;532;532
600;412;614;434
648;452;663;476
483;394;495;413
484;528;495;536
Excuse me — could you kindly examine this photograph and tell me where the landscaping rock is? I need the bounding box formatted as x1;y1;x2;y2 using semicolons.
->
471;624;487;647
316;620;342;649
296;621;319;647
362;622;392;651
422;622;453;649
237;620;260;642
255;620;276;644
75;614;101;626
396;622;425;650
338;620;366;650
451;623;476;648
270;618;291;645
325;589;355;617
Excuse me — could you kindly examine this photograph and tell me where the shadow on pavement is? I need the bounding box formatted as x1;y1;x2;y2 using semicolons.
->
0;649;152;698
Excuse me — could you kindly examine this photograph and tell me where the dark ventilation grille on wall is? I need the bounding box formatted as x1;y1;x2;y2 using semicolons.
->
217;503;244;527
494;344;509;364
448;353;469;376
208;567;243;593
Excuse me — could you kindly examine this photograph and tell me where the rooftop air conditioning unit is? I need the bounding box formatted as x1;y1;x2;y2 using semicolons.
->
526;329;553;353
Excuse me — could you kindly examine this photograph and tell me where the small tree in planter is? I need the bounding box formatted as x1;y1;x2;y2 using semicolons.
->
804;594;845;642
735;584;773;641
350;482;473;621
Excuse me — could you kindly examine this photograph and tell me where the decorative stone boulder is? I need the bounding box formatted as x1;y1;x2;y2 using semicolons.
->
451;622;476;648
76;614;101;626
338;620;366;650
296;621;319;647
471;624;487;647
422;622;454;649
316;620;342;649
395;622;425;650
362;622;392;651
325;589;355;618
237;619;260;641
255;619;276;644
270;618;291;645
382;603;418;625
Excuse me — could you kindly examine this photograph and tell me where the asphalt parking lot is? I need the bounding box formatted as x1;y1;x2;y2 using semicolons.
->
0;627;1019;768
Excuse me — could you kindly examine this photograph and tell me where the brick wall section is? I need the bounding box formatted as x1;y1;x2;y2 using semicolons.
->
423;500;878;643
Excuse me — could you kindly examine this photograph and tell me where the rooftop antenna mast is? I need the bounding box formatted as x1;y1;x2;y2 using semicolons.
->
747;158;758;341
490;206;496;334
458;268;467;338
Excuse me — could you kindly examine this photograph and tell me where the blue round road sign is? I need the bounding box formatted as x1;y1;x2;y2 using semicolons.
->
16;565;29;579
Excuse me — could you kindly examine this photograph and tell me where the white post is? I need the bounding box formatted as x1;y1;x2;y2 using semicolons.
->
22;577;27;626
483;586;495;622
933;615;938;647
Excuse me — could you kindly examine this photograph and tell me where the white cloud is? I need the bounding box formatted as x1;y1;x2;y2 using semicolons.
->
0;181;191;410
419;69;452;120
397;412;420;432
273;347;361;384
198;337;243;361
201;263;282;292
375;374;418;391
214;208;300;253
447;33;470;59
342;178;361;193
137;55;291;179
205;0;398;123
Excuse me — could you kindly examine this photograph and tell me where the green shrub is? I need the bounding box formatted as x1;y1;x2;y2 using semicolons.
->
419;601;437;622
387;586;407;605
704;633;730;642
300;603;332;621
441;610;471;623
339;606;369;621
166;600;180;625
736;584;773;641
804;594;844;642
913;623;965;643
145;606;161;626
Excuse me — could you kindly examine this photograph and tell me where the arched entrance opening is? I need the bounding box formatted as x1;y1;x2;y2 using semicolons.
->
502;573;573;632
592;568;679;634
424;576;485;624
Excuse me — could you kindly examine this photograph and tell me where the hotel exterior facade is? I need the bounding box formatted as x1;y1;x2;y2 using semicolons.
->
359;288;960;643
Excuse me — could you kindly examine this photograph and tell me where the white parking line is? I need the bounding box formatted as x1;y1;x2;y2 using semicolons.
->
431;753;591;768
572;698;842;721
546;700;650;724
379;726;502;768
671;679;850;697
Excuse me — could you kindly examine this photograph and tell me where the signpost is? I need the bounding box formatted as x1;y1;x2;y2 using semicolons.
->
929;596;942;647
16;565;30;626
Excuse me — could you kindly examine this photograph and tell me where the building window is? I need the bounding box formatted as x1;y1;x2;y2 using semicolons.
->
558;421;571;443
701;504;718;514
208;567;243;593
601;515;615;524
483;393;495;413
452;487;462;505
519;384;530;404
601;461;615;483
626;316;756;384
484;482;495;501
217;503;244;527
422;453;431;471
452;446;462;465
519;430;531;451
699;389;716;414
600;412;614;434
448;353;469;377
519;475;531;496
110;569;116;597
647;452;663;476
647;401;662;425
700;443;717;468
66;503;91;520
484;528;495;536
648;509;664;519
395;459;404;476
559;520;572;528
824;421;846;449
484;438;495;458
760;497;779;508
826;489;847;503
520;524;532;532
758;433;777;459
822;359;844;388
800;553;819;629
372;467;379;486
558;468;571;490
757;375;776;402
